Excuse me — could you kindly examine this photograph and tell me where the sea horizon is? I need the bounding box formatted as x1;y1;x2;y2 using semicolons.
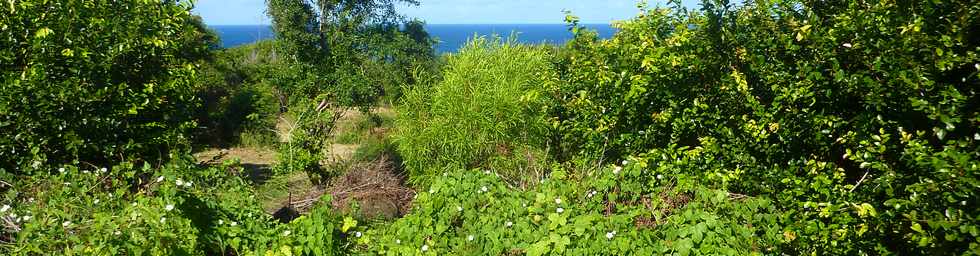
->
210;23;616;52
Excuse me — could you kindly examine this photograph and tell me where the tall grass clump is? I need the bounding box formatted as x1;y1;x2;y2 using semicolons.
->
394;37;554;185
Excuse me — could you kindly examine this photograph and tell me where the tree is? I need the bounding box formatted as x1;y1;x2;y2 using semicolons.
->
0;0;211;174
265;0;423;108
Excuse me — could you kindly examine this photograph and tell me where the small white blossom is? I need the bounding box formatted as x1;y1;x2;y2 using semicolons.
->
0;205;9;213
467;235;474;241
218;220;224;225
606;231;615;239
442;172;447;176
22;215;31;221
484;169;491;175
114;230;121;236
656;174;663;180
230;221;238;226
165;204;174;211
843;43;852;48
160;217;166;223
176;179;184;186
395;239;401;244
355;231;362;238
556;207;564;213
480;186;488;193
62;221;71;227
283;230;291;236
456;206;463;212
613;166;622;174
185;181;193;187
94;199;100;204
554;198;562;204
156;176;164;182
99;167;107;173
421;245;429;252
428;188;435;194
58;167;65;173
622;160;628;165
505;221;513;227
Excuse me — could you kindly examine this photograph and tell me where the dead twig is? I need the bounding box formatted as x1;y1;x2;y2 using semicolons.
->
849;170;870;193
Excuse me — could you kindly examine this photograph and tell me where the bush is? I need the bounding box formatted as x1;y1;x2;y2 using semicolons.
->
550;0;980;254
194;40;287;147
0;0;210;174
394;37;555;185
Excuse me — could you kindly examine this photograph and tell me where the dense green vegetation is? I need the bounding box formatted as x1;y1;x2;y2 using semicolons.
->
1;0;979;255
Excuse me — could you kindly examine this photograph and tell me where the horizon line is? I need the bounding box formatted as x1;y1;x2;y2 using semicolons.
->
206;22;617;26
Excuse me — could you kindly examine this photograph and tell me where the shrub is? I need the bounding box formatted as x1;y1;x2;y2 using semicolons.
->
394;37;555;185
551;0;980;253
0;0;210;174
275;97;343;184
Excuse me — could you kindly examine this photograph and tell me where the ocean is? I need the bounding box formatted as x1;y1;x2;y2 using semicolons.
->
211;24;616;53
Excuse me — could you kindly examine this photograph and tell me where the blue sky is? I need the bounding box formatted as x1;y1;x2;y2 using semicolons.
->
194;0;698;25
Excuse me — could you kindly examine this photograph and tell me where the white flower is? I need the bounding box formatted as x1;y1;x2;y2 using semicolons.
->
99;167;107;173
176;179;184;186
62;221;71;227
218;220;224;225
505;221;513;227
0;205;9;213
355;231;362;238
58;167;65;173
165;204;174;211
656;174;663;180
395;239;401;244
480;186;488;193
160;217;166;223
587;190;596;198
484;169;491;175
156;176;164;182
842;43;852;48
456;206;463;212
621;160;628;165
185;181;193;187
556;207;564;213
114;230;121;236
428;188;435;194
554;198;562;204
94;199;100;204
283;230;291;236
613;166;622;174
467;235;474;241
22;215;31;221
442;172;447;176
230;221;238;226
606;231;615;239
522;203;527;207
421;245;429;252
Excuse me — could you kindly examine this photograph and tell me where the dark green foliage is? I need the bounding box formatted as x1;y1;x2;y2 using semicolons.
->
194;40;287;147
0;0;211;174
550;0;980;253
265;0;431;109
